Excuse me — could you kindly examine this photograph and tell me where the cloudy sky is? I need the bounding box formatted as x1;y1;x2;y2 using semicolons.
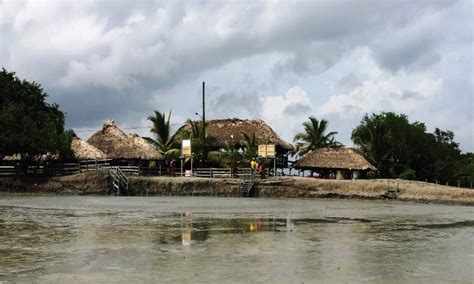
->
1;0;473;151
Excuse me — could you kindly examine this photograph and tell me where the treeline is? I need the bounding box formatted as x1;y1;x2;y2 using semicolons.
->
350;112;473;186
0;69;75;160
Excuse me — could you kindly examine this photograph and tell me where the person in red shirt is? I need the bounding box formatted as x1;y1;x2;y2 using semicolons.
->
258;162;265;179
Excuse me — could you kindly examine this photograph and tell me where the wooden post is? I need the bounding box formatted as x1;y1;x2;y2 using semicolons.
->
274;158;276;179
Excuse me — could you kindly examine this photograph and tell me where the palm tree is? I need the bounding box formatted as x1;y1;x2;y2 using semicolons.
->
351;118;391;173
241;132;258;161
293;117;339;156
147;110;179;158
181;119;220;165
222;143;242;172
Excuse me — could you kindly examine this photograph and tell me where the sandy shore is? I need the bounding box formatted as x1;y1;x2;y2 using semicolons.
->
0;172;473;205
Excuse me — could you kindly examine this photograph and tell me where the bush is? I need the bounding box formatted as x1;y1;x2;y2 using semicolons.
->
400;168;416;180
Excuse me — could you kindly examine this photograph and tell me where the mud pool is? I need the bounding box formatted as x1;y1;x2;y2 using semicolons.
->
0;196;472;282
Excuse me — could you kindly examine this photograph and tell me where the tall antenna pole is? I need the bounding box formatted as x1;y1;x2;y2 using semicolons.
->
202;82;206;164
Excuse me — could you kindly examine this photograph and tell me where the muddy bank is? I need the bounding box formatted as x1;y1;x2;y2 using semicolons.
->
255;177;474;205
0;172;109;195
0;172;473;205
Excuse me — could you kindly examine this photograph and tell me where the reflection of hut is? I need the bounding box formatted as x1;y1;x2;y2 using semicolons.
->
71;137;107;160
293;148;376;179
87;121;163;164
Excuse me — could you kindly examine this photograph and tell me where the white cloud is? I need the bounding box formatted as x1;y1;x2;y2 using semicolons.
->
318;49;443;119
261;86;313;142
0;0;472;151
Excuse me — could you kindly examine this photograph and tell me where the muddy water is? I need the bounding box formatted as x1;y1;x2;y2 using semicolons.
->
0;197;472;283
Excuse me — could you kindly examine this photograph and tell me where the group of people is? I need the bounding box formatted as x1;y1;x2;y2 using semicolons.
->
250;158;266;179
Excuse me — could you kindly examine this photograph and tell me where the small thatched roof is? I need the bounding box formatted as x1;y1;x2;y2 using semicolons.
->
2;152;60;161
2;138;106;161
176;118;294;152
87;121;163;160
71;137;107;160
2;153;22;161
293;148;377;171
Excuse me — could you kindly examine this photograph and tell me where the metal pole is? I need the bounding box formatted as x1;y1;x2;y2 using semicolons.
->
274;157;276;179
202;81;206;166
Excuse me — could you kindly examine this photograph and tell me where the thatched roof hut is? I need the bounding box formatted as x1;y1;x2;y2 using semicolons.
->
2;139;105;162
293;148;376;171
87;121;163;160
2;152;60;161
176;119;294;152
71;137;107;160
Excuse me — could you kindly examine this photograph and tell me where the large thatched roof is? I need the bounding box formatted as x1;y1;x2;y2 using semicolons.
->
176;119;294;152
87;121;163;160
293;148;377;171
71;137;107;160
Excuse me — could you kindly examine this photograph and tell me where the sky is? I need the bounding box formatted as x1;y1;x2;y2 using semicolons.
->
1;0;473;152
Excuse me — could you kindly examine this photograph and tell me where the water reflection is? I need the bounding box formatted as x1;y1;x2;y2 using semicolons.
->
181;212;192;246
176;214;375;245
0;197;472;283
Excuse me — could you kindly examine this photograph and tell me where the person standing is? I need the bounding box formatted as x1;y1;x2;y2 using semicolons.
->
250;158;257;177
258;162;265;179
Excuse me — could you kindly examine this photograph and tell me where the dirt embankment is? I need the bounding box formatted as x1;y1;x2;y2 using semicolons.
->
0;172;109;195
0;173;473;205
255;177;474;205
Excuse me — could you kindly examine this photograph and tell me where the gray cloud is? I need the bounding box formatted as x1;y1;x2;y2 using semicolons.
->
208;90;263;119
336;73;361;90
1;0;472;151
283;103;312;116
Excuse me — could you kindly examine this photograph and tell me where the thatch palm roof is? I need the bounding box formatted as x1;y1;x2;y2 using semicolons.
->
71;137;107;160
177;119;294;152
87;121;163;160
293;147;376;171
3;137;105;161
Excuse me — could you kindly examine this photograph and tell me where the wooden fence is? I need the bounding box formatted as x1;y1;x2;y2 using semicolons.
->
79;159;112;172
191;168;254;179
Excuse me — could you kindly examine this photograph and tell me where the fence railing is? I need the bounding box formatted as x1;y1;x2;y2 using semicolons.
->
191;168;254;179
0;166;16;176
79;159;112;172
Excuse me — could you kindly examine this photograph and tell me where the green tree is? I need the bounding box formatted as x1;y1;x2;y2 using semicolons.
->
175;119;219;166
221;143;242;172
0;68;72;159
351;112;470;185
293;117;339;156
147;110;179;159
241;132;258;162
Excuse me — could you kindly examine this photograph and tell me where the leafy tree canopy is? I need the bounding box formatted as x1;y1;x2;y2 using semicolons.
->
0;69;73;159
351;112;472;186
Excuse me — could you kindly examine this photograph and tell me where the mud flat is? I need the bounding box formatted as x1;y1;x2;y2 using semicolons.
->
0;172;473;205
